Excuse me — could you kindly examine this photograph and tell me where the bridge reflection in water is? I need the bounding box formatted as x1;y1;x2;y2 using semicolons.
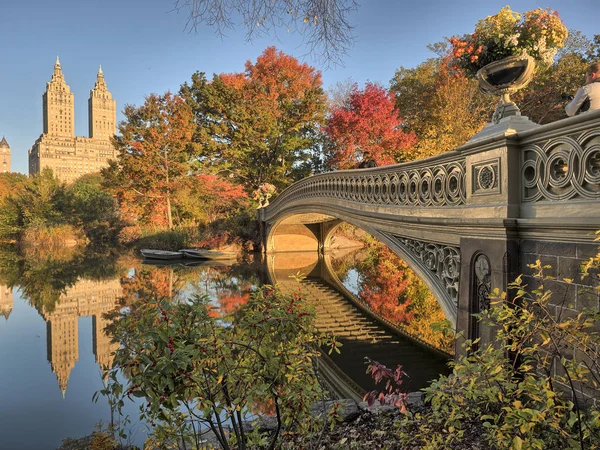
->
266;251;451;401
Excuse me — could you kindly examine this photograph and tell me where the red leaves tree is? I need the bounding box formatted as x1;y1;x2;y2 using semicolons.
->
191;174;248;224
324;82;416;170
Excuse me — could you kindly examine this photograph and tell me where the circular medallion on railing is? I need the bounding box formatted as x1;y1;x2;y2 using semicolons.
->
408;170;420;204
389;174;400;204
432;168;446;206
547;150;572;189
583;146;600;185
477;164;496;190
374;175;384;203
360;178;368;202
381;174;390;203
398;173;409;204
367;176;376;202
446;170;461;205
522;160;537;189
420;169;434;206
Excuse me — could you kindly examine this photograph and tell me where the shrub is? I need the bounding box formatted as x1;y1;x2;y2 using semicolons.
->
396;260;600;449
97;286;337;450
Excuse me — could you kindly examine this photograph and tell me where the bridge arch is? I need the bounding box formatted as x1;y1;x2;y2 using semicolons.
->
265;207;459;325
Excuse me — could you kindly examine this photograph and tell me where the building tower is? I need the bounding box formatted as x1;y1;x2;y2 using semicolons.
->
42;57;75;137
0;136;10;172
29;59;118;183
88;65;116;140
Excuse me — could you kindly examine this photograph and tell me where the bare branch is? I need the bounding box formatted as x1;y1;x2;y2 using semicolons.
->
172;0;358;66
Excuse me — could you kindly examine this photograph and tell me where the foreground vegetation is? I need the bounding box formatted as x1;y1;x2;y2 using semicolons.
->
98;286;338;449
82;256;600;450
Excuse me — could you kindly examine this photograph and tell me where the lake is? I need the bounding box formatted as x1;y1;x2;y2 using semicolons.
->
0;245;451;449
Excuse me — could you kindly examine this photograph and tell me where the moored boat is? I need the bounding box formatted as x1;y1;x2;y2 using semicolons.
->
140;249;184;260
179;249;237;260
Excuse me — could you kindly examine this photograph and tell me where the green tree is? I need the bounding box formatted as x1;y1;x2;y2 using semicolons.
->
104;92;195;230
0;172;27;200
0;168;72;240
180;46;326;193
70;174;123;244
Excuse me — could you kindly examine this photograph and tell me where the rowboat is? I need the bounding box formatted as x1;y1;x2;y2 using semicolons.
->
142;259;235;267
179;249;237;260
140;249;184;260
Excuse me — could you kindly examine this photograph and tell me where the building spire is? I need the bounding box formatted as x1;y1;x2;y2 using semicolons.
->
52;56;64;81
93;64;107;91
0;136;8;148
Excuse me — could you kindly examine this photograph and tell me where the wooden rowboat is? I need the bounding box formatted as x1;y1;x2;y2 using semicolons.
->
140;249;184;260
179;249;237;260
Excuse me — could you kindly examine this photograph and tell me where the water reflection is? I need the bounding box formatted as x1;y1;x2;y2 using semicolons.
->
267;250;450;397
43;278;122;395
0;243;452;448
0;284;13;319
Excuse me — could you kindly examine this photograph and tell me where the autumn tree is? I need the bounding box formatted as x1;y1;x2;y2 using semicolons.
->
180;46;326;193
391;55;495;160
104;92;195;230
324;82;416;169
176;174;248;225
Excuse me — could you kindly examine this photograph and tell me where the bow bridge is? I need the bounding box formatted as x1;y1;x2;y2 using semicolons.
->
259;110;600;347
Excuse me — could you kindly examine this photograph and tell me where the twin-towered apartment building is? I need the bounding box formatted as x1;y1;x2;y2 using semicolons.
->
27;57;118;183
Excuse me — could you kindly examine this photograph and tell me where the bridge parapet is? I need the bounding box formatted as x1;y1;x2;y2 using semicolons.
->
262;109;600;224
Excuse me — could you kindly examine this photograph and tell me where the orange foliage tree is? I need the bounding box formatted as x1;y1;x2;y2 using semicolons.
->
104;92;195;230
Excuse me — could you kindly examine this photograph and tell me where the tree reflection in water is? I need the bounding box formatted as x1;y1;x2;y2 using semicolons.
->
0;244;123;314
329;228;454;354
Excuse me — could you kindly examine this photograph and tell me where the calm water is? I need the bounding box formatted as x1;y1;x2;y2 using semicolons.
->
0;246;450;449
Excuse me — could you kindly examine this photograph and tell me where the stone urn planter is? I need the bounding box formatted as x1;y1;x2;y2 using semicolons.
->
476;53;536;124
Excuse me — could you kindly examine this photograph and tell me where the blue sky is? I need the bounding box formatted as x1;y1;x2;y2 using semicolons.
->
0;0;597;174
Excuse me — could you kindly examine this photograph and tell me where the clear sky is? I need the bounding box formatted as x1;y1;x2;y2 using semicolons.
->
0;0;597;174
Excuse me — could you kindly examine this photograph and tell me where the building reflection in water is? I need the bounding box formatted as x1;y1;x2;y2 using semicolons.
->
41;278;121;396
0;285;13;320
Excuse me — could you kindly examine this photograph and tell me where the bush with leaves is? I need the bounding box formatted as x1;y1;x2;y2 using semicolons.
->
98;286;337;450
397;259;600;450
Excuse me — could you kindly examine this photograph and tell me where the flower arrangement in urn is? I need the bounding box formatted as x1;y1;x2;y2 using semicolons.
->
449;6;568;78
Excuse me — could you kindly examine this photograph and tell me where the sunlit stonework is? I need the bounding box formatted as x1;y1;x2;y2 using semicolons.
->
28;57;117;183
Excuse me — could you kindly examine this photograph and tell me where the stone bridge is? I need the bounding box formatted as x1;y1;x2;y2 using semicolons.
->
259;110;600;347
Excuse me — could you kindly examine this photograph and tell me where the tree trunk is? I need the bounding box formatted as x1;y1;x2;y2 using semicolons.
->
166;196;173;230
